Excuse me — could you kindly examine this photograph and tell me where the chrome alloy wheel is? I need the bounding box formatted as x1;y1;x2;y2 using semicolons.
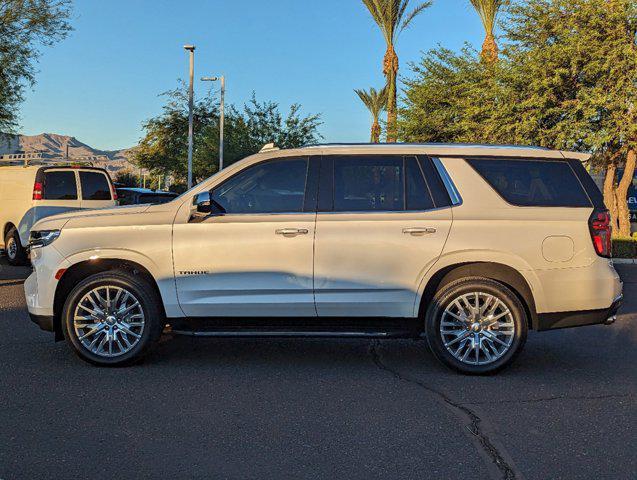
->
73;286;145;357
440;292;515;366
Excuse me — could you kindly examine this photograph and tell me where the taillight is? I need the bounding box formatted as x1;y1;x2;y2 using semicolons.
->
110;183;118;201
32;181;43;200
589;209;612;258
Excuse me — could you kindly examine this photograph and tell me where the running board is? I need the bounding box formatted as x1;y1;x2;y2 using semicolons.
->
168;317;423;339
171;329;414;339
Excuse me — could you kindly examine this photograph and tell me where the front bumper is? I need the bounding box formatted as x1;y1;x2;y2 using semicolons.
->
536;294;623;331
29;312;54;332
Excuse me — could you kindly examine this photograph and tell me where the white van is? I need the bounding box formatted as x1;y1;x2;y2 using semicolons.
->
0;164;117;265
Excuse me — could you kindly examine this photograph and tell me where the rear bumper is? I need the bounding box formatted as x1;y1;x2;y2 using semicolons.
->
536;294;623;331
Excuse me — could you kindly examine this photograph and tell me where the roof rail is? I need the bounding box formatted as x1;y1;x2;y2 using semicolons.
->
304;142;552;151
0;157;95;167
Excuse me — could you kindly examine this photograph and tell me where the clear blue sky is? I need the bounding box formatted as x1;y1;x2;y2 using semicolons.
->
19;0;485;150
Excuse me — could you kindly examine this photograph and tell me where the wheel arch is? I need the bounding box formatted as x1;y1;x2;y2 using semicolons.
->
52;258;165;341
419;262;539;330
3;222;16;244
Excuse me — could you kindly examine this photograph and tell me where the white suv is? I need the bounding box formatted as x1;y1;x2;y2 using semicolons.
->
24;144;623;374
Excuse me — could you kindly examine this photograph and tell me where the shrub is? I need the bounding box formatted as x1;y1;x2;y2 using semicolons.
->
613;237;637;258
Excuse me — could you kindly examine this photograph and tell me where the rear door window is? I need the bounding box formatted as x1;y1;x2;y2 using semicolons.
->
42;170;78;200
467;158;592;207
331;155;436;212
80;171;112;200
333;156;404;211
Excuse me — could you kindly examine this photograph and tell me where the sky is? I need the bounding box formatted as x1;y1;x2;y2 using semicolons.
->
19;0;485;151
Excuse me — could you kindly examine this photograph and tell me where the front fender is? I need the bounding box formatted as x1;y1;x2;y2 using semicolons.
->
62;248;182;318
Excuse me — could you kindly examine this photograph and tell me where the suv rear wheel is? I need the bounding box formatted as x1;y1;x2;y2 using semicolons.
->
425;277;528;375
62;270;164;366
5;227;27;266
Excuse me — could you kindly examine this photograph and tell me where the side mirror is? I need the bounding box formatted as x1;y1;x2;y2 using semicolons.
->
194;191;212;214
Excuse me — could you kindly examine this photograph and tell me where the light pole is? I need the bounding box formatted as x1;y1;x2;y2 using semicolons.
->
201;75;225;171
184;45;196;189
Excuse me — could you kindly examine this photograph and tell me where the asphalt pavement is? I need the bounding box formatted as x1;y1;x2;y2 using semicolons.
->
0;259;635;480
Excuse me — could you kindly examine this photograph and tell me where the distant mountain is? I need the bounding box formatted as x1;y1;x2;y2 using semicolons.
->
0;133;136;175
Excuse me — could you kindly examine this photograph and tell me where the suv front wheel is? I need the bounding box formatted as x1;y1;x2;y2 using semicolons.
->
62;270;164;366
425;277;528;375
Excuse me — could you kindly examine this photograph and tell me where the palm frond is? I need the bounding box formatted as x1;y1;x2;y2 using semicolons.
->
355;86;389;118
400;1;432;33
362;0;431;44
468;0;507;35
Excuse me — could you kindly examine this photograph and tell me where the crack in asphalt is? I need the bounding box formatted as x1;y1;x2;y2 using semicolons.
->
462;392;634;406
369;340;518;480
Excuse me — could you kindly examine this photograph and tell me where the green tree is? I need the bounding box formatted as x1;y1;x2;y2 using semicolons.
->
354;86;388;142
133;87;322;185
0;0;72;132
113;170;141;187
400;46;506;143
503;0;637;236
362;0;431;143
400;0;637;236
469;0;507;63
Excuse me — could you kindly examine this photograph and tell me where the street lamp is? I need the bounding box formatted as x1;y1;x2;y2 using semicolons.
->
184;45;196;189
201;75;225;171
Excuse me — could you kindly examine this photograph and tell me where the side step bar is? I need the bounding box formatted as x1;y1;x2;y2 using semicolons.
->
171;329;416;339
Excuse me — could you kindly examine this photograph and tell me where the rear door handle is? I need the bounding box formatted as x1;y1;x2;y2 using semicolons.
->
403;227;437;235
276;228;309;236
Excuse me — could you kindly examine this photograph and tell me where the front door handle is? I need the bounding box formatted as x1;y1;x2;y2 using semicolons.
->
403;227;437;235
276;228;309;236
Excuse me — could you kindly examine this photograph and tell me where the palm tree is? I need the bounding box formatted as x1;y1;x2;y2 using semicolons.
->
362;0;432;143
355;87;388;143
469;0;507;63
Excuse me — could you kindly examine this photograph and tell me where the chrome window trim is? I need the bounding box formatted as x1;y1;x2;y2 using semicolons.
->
432;157;462;206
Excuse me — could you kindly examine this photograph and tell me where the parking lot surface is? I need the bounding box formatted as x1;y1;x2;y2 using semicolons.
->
0;259;635;480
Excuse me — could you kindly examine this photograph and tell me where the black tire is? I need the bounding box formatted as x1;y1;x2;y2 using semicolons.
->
4;226;28;266
62;270;164;367
425;277;528;375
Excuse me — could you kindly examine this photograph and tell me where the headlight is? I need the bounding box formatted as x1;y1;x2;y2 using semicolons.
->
29;230;61;249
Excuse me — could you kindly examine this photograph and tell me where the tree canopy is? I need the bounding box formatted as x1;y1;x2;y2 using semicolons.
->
0;0;72;132
133;87;322;188
400;0;637;235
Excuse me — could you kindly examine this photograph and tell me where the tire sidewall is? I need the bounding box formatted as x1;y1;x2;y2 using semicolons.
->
425;279;528;375
62;272;161;366
5;228;25;265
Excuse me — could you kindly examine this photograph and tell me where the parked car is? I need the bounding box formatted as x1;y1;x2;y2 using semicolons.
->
116;187;178;206
25;144;623;373
0;164;117;265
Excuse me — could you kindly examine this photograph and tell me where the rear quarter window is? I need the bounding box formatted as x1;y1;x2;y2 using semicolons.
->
42;171;78;200
467;158;592;207
80;171;112;200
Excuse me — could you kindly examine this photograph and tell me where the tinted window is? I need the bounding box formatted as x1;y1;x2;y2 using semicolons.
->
116;189;134;205
468;158;591;207
334;156;404;211
211;158;308;214
80;171;112;200
406;157;435;210
43;171;77;200
332;156;436;212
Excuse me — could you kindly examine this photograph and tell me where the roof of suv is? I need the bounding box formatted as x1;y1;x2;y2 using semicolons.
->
268;143;591;162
